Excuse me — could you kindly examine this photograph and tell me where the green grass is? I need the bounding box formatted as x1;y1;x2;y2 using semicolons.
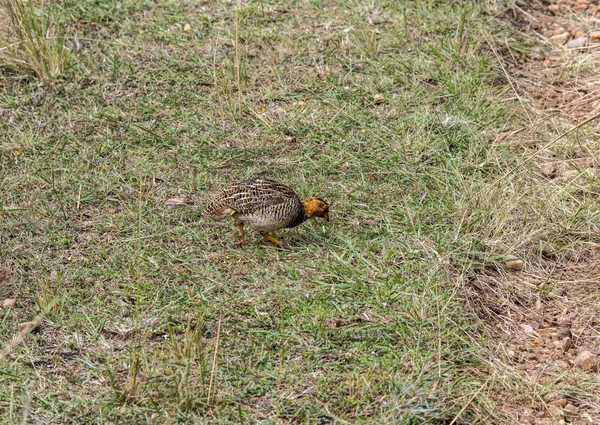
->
3;0;594;423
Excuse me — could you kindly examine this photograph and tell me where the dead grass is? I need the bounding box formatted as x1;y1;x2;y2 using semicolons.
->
456;1;600;423
0;0;68;81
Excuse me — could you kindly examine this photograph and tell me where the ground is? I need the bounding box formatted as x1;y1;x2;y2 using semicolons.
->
0;0;599;424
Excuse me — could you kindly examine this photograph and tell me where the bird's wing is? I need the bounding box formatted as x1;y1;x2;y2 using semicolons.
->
206;178;298;215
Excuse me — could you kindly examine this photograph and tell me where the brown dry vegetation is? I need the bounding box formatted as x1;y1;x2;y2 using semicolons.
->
463;1;600;424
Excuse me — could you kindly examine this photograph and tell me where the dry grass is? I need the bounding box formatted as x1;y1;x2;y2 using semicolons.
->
456;1;600;422
0;0;68;81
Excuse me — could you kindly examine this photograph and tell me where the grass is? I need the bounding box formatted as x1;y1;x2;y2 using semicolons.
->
1;0;598;423
0;0;68;81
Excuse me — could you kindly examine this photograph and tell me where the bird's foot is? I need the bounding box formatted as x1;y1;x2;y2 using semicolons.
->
261;233;287;249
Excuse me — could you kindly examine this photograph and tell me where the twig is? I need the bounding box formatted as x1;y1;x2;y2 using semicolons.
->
234;0;242;113
207;314;222;404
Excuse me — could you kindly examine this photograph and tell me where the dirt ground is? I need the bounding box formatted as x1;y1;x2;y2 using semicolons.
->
470;1;600;424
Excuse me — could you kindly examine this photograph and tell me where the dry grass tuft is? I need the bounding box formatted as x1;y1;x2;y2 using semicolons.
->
0;0;68;81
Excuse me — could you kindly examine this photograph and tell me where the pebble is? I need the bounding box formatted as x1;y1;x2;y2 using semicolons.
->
550;32;570;45
520;324;535;334
557;328;572;339
554;360;570;369
2;298;16;309
505;255;525;271
559;337;573;351
373;94;385;104
563;403;579;416
573;350;597;371
567;37;587;48
548;404;564;418
549;399;568;408
540;164;557;178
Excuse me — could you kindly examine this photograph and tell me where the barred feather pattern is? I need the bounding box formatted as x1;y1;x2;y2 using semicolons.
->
206;178;307;233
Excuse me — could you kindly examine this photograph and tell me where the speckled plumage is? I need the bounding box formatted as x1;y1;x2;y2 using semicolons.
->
206;177;329;247
206;178;306;232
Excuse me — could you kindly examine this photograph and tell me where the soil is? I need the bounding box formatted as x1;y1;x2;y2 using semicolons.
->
471;1;600;424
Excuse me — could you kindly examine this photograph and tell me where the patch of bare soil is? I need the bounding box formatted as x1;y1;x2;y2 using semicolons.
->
468;258;600;424
469;1;600;424
508;0;600;121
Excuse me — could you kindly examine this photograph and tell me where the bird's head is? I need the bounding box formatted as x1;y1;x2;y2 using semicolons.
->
302;197;329;221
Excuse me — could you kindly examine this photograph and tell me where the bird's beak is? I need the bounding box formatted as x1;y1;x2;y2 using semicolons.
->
324;213;330;222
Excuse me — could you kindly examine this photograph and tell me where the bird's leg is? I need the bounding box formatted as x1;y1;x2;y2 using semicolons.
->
237;223;245;247
260;232;285;248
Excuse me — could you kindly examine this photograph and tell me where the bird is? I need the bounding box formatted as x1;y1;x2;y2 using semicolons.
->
206;177;329;248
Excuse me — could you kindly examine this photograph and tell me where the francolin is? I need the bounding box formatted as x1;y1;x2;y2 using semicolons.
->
206;177;329;248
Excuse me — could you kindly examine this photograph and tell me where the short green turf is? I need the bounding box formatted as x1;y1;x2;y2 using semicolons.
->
1;0;522;423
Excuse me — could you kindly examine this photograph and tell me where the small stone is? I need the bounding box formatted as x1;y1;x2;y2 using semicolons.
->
557;313;571;327
591;31;600;40
373;94;385;104
550;33;570;45
543;30;555;38
505;255;525;271
549;399;568;408
560;337;573;351
548;405;564;418
567;37;587;48
573;350;597;371
2;298;16;309
557;328;572;339
183;23;192;31
520;324;535;334
540;163;557;178
563;403;579;417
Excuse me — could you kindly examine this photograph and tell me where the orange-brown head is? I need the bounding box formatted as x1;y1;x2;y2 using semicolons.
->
302;197;329;221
